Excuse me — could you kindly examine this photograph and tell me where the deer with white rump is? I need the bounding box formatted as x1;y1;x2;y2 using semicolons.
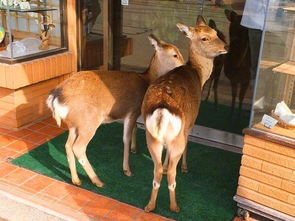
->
141;16;228;212
46;35;184;188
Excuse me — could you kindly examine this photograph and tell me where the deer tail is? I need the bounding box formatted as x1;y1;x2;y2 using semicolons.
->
46;88;68;127
145;108;182;143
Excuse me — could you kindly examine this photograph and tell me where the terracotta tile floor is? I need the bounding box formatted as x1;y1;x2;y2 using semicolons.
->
0;117;261;221
0;117;173;221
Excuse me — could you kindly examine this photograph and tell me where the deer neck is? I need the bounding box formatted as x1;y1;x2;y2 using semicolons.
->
141;55;169;84
188;49;213;88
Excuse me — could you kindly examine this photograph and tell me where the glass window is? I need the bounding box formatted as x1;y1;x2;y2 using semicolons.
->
0;0;67;63
251;0;295;139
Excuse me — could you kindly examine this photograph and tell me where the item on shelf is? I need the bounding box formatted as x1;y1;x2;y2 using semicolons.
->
19;1;30;10
0;0;14;7
0;26;5;43
39;14;55;50
254;96;265;109
271;101;295;129
261;114;278;129
6;41;26;55
0;37;41;57
0;0;31;9
0;32;13;51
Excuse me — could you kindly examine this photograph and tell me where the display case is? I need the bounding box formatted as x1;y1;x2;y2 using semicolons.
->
251;0;295;140
0;0;67;63
235;1;295;220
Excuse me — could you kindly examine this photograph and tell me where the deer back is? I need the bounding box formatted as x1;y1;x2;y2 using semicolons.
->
142;65;202;132
57;70;148;124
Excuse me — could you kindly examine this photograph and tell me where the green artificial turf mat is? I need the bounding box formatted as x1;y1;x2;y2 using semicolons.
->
197;100;250;135
12;123;241;221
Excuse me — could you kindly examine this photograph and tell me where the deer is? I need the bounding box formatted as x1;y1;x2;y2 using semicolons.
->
162;19;227;175
46;35;184;188
224;9;251;115
141;16;228;213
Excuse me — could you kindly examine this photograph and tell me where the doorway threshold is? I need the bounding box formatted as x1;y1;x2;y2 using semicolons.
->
136;120;243;154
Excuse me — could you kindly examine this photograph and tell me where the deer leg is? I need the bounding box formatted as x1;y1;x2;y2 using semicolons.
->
145;132;164;212
167;135;186;213
163;148;169;174
123;114;138;176
238;82;249;116
213;76;219;109
72;128;104;188
205;77;213;101
65;127;80;185
230;81;238;116
130;126;137;154
181;146;188;173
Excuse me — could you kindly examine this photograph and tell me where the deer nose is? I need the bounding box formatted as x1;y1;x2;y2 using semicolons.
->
224;45;229;51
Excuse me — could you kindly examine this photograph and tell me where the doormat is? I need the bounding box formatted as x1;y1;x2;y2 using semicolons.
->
197;100;250;135
12;123;241;221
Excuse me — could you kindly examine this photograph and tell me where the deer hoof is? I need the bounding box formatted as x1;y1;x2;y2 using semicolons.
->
181;166;188;173
130;148;137;154
94;181;105;188
144;203;155;212
72;178;82;186
92;177;105;187
170;205;180;213
123;170;133;177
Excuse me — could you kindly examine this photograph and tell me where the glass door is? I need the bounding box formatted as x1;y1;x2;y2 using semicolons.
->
100;0;265;147
77;0;103;70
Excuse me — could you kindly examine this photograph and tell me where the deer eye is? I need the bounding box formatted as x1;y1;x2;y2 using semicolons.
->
173;54;178;58
201;37;209;41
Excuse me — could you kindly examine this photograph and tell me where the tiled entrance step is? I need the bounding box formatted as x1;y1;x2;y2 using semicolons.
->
0;117;172;221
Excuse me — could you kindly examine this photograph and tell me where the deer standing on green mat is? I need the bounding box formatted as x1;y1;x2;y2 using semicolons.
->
141;16;228;212
46;35;184;187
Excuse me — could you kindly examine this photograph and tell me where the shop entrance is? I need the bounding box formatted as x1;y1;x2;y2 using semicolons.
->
77;0;261;148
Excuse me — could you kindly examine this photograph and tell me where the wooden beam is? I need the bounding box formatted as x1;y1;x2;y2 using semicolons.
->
103;0;109;70
67;0;78;72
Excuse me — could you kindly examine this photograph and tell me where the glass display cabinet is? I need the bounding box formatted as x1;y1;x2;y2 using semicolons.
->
235;1;295;220
250;0;295;140
0;0;67;63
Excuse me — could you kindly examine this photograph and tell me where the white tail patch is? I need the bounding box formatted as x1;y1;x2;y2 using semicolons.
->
46;94;54;111
46;95;68;127
146;108;182;143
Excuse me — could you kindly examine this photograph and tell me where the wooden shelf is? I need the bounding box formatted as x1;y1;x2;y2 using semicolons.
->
259;60;280;70
253;123;295;140
272;60;295;76
283;7;295;12
0;6;57;13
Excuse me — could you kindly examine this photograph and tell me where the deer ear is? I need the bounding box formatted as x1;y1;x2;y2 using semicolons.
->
208;19;216;29
225;9;237;22
176;23;193;39
196;15;207;26
148;34;163;51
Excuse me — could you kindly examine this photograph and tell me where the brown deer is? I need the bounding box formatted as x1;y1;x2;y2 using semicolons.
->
224;9;251;115
46;35;184;187
141;16;228;213
162;20;226;175
205;10;251;116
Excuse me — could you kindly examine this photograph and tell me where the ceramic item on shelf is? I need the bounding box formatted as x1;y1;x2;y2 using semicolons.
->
0;0;14;7
0;0;30;8
0;26;5;43
19;1;30;9
271;101;295;129
39;15;55;50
